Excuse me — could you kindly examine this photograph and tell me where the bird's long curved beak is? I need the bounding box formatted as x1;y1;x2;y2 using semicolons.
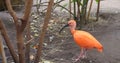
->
59;24;69;34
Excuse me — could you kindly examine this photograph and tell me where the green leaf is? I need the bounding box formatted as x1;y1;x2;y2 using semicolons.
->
72;0;77;2
95;0;99;3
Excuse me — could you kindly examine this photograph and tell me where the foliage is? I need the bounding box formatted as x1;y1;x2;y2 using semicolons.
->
95;0;99;3
55;0;101;29
72;0;83;5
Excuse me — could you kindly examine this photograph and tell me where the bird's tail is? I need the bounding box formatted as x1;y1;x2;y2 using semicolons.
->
97;47;103;52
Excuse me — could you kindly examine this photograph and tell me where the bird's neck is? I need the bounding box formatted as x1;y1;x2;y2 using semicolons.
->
70;28;76;34
70;25;76;34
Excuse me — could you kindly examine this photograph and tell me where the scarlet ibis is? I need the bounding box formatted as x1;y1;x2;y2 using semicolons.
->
59;20;103;62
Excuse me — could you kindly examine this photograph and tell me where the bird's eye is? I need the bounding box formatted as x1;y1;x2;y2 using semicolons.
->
69;23;72;25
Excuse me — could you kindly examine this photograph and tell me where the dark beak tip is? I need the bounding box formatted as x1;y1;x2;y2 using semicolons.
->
59;24;69;34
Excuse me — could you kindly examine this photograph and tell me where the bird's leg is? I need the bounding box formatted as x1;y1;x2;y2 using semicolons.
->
73;48;85;62
81;49;87;59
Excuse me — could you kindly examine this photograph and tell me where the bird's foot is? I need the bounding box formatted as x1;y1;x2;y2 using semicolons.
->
81;55;87;59
72;58;80;63
72;55;78;61
75;59;80;63
72;56;81;63
72;55;87;63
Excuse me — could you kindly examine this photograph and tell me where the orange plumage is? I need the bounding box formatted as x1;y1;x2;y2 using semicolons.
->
59;20;103;62
73;30;103;52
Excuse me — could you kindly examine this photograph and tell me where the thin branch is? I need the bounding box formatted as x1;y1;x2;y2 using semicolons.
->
0;19;19;63
21;0;33;32
5;0;24;63
0;34;7;63
25;21;32;63
57;4;74;16
22;0;33;21
5;0;19;27
20;0;33;63
55;0;65;4
25;37;34;45
34;0;54;63
36;0;42;14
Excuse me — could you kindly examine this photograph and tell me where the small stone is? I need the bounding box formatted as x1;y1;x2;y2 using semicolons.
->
34;33;39;37
43;43;47;46
31;22;34;25
60;58;64;60
89;60;92;63
30;55;34;60
49;36;54;42
50;20;54;23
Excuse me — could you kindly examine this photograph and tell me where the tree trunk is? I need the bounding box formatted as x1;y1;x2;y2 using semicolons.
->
5;0;33;63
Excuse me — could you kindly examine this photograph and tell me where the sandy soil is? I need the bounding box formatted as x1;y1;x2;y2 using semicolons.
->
0;0;120;63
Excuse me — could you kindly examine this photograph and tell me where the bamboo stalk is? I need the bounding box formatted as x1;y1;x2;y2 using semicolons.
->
96;0;100;21
84;0;89;24
73;0;76;20
87;0;93;20
76;0;81;20
69;0;71;19
80;0;88;28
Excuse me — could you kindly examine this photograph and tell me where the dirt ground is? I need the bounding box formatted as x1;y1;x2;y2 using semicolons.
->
40;13;120;63
0;0;120;63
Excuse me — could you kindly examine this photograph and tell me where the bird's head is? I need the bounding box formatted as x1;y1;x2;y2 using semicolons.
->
59;20;76;34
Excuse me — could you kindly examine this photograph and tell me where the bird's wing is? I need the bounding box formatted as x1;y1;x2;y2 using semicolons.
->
73;31;102;49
